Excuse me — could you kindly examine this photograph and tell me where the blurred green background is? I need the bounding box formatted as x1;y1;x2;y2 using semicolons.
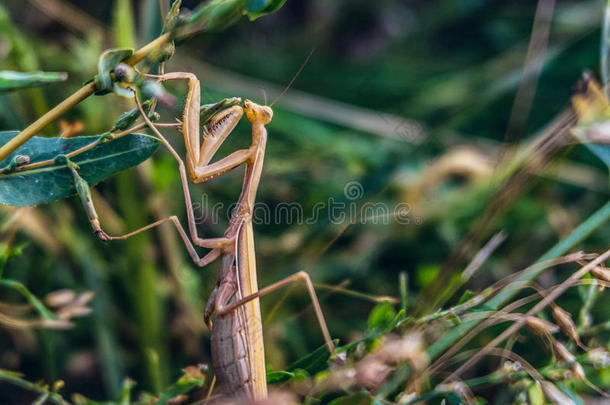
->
0;0;608;403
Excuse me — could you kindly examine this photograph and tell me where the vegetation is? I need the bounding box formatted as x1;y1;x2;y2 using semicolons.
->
0;1;608;404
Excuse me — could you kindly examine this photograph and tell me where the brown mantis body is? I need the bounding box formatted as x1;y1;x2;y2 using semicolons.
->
79;72;337;401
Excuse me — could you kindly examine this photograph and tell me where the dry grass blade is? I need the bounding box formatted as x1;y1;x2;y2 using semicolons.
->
425;251;590;377
502;0;556;147
416;106;577;315
461;231;506;281
443;248;610;383
1;207;62;254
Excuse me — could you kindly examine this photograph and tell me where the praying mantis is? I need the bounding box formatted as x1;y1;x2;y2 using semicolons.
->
71;68;339;401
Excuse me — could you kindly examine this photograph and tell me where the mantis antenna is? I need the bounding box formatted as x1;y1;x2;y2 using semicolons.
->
260;88;268;106
270;47;316;107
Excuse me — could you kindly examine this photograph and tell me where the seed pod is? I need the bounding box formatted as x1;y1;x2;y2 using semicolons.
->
45;289;76;308
540;381;577;405
57;305;93;320
525;316;559;337
72;291;95;307
354;357;391;388
570;362;586;381
589;266;610;291
591;265;610;283
553;341;576;364
552;306;585;350
568;360;610;397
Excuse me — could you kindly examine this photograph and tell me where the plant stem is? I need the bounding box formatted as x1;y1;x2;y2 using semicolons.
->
0;369;65;405
126;33;170;65
15;122;147;172
0;82;95;163
0;33;171;163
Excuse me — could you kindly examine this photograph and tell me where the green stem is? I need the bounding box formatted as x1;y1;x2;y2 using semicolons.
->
0;33;170;164
0;369;66;405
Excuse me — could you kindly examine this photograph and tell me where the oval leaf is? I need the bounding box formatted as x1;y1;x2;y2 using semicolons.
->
245;0;286;19
367;302;396;331
0;131;159;206
286;340;338;375
266;370;294;385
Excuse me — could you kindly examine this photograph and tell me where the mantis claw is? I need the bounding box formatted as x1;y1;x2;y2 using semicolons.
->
93;227;111;242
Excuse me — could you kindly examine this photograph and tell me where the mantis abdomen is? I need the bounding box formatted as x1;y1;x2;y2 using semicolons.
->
209;221;267;401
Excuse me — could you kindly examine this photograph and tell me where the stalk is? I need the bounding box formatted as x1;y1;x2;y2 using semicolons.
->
0;33;170;163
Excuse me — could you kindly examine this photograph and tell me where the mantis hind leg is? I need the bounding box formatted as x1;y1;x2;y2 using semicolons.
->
214;270;339;359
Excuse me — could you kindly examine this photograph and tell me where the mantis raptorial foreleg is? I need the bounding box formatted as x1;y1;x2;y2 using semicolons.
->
142;72;257;183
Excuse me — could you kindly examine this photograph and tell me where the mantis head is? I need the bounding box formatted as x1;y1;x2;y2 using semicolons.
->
243;99;273;125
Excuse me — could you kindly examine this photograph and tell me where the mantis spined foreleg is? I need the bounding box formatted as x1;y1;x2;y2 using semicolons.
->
142;72;256;183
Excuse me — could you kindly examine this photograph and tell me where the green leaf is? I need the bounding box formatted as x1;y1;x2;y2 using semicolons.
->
266;370;294;385
0;71;67;92
181;0;246;35
170;0;285;40
163;0;182;33
111;99;154;132
286;339;338;376
0;279;56;320
0;131;160;206
155;369;205;405
94;48;134;95
367;302;396;331
245;0;286;19
328;392;372;405
457;289;477;305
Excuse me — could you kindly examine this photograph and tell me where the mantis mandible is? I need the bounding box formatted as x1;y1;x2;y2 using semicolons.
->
74;68;338;401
